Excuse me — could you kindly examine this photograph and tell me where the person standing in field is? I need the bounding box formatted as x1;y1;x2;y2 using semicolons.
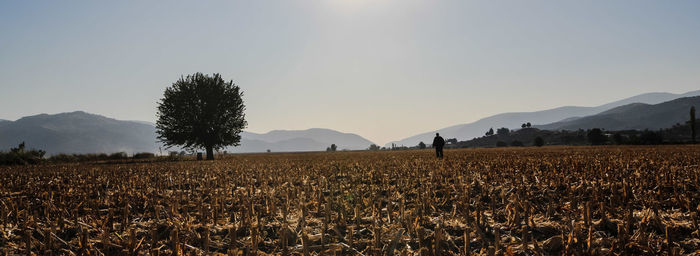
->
432;133;445;158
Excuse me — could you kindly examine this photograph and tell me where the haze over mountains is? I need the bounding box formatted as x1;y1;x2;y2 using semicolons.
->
537;96;700;131
387;90;700;147
233;129;374;153
0;112;157;154
0;112;374;155
1;90;698;154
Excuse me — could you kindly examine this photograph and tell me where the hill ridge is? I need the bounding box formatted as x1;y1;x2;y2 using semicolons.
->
0;111;375;154
537;96;700;131
386;90;700;147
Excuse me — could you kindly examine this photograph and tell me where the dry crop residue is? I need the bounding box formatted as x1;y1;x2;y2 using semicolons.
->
1;146;699;255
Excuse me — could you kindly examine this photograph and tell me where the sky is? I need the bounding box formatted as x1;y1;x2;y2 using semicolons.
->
1;1;700;145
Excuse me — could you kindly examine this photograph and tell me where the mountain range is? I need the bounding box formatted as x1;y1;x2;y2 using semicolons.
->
0;112;157;154
387;90;700;147
1;90;698;154
0;112;374;155
537;96;700;131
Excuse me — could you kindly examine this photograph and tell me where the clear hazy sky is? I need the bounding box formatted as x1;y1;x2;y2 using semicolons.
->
1;1;699;145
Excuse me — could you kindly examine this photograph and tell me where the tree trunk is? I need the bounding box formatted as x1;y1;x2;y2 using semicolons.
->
206;146;214;160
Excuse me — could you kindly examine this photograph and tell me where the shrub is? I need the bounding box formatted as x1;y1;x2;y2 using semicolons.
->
133;152;156;159
0;142;45;165
587;128;607;145
49;154;78;162
639;130;664;145
612;133;624;145
534;136;545;147
0;150;45;165
108;152;128;160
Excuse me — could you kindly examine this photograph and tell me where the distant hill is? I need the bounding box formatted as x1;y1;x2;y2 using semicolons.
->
537;96;700;131
0;111;159;155
0;112;375;155
232;128;374;153
387;90;700;147
455;128;572;148
458;96;700;147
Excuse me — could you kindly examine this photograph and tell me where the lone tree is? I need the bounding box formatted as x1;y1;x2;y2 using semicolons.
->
418;141;426;149
156;73;246;160
691;106;696;143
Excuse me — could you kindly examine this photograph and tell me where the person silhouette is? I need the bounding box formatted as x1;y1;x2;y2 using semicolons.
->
432;133;445;158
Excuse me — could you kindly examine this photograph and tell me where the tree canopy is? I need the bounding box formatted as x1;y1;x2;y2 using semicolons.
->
156;73;246;160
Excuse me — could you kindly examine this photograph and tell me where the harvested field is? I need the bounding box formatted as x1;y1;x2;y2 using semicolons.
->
1;146;699;255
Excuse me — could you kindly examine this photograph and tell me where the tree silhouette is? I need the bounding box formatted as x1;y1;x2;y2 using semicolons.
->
327;144;337;152
11;142;25;153
418;141;426;149
691;106;696;143
156;73;246;160
485;128;494;136
612;133;624;145
640;130;663;145
526;122;531;128
587;128;607;145
534;136;544;147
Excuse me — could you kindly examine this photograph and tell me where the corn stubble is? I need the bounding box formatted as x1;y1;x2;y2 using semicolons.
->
0;146;699;255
